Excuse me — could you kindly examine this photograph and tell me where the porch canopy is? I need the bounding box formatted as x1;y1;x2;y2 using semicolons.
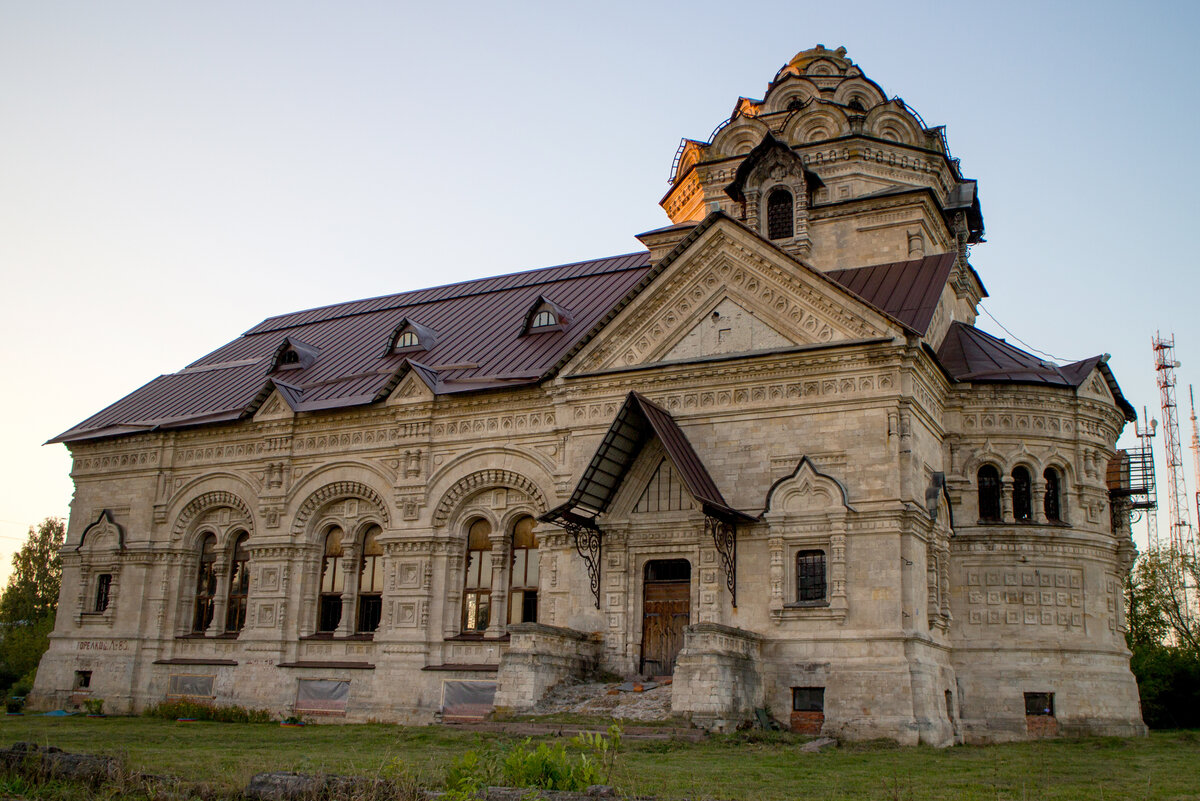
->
541;391;754;607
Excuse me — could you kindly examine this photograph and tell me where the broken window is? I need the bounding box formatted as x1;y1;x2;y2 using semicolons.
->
317;527;344;633
74;670;92;690
356;526;383;634
1012;466;1032;522
462;518;492;633
796;550;827;602
192;534;217;633
508;515;539;625
94;574;112;613
977;465;1001;522
224;532;250;632
792;686;824;712
1024;691;1054;716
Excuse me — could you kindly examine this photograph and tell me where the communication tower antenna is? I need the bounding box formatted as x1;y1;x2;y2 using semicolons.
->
1192;385;1200;543
1152;333;1195;555
1133;408;1159;550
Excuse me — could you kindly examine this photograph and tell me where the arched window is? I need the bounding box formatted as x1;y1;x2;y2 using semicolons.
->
978;465;1001;522
531;310;557;328
767;189;794;240
796;550;827;602
317;527;345;633
508;516;539;624
192;533;217;633
225;532;250;633
356;526;383;633
396;330;420;349
1044;468;1063;523
1012;467;1032;522
462;519;493;633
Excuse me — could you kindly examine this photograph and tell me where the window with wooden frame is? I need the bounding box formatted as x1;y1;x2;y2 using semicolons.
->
508;516;539;624
1012;466;1032;522
356;526;383;633
767;188;794;240
94;574;112;613
796;549;827;603
192;534;217;633
225;532;250;632
531;310;557;328
1044;467;1063;523
462;519;493;633
977;465;1001;522
317;527;345;633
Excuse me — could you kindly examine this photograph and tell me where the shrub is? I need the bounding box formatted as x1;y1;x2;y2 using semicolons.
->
82;697;104;716
443;725;620;795
1130;645;1200;729
142;699;273;723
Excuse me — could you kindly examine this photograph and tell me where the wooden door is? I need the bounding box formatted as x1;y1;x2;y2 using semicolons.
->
640;559;691;676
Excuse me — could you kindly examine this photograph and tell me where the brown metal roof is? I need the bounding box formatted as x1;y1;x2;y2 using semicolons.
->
550;392;752;523
827;252;956;336
936;321;1135;420
51;252;652;443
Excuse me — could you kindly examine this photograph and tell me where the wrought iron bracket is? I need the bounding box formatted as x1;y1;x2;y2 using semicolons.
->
563;521;602;609
706;515;737;607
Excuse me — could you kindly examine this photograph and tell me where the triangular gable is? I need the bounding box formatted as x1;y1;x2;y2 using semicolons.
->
548;391;751;523
633;458;696;514
564;213;902;375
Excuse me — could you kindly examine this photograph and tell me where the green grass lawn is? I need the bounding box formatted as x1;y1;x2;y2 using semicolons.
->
2;716;1198;800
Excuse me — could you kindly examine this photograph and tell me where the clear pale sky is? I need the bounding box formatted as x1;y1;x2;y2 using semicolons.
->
2;1;1198;582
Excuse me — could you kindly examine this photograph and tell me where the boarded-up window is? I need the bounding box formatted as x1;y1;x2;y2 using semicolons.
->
295;679;350;714
168;674;215;699
441;680;496;720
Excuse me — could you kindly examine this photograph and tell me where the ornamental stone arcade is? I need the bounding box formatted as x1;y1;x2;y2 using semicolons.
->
32;46;1146;745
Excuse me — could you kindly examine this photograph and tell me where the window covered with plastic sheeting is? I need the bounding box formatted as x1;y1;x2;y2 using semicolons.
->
295;679;350;714
441;680;496;720
167;674;215;699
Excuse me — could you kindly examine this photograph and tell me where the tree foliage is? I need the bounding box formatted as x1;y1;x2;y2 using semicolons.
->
1125;547;1200;728
0;517;65;694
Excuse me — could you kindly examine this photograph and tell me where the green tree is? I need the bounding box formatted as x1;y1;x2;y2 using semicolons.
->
0;517;65;693
1125;547;1200;728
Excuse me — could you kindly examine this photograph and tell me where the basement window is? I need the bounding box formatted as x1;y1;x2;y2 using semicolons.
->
1024;691;1054;717
73;670;92;690
792;686;824;712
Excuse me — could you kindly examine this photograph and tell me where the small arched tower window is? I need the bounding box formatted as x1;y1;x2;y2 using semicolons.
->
192;533;217;633
508;515;539;624
1044;468;1063;523
357;526;383;633
532;310;557;328
978;465;1001;522
1012;467;1033;523
767;189;794;240
317;527;344;633
462;518;493;633
225;532;250;633
396;331;420;349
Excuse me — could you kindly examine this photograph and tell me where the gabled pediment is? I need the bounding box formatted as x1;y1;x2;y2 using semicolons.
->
567;214;900;374
252;388;296;422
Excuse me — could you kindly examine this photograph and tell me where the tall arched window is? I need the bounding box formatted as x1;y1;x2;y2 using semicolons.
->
1012;467;1033;522
317;527;344;633
192;533;217;633
978;465;1001;522
767;189;794;240
462;519;492;633
356;526;383;633
225;532;250;632
508;516;539;624
1044;468;1063;523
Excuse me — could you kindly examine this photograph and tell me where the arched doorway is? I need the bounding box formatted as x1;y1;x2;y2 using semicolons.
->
640;559;691;676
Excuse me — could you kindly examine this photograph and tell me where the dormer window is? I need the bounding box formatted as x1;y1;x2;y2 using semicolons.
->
272;337;319;371
523;297;569;334
386;319;438;355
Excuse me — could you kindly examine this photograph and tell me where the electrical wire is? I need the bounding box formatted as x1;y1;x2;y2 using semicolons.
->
978;303;1080;364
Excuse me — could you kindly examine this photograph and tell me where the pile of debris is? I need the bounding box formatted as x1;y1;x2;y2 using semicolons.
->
531;679;676;723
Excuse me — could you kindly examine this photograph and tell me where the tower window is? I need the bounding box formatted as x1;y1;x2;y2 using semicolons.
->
94;574;112;613
1012;467;1032;522
767;189;794;240
978;465;1001;522
1044;468;1062;523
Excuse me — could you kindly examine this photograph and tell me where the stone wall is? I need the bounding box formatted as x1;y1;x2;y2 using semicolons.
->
672;623;763;731
493;624;601;713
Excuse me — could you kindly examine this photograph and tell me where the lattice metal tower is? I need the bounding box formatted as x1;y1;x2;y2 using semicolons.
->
1192;386;1200;549
1153;333;1196;555
1133;408;1159;549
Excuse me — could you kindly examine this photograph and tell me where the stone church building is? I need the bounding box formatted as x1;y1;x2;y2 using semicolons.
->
32;46;1146;744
